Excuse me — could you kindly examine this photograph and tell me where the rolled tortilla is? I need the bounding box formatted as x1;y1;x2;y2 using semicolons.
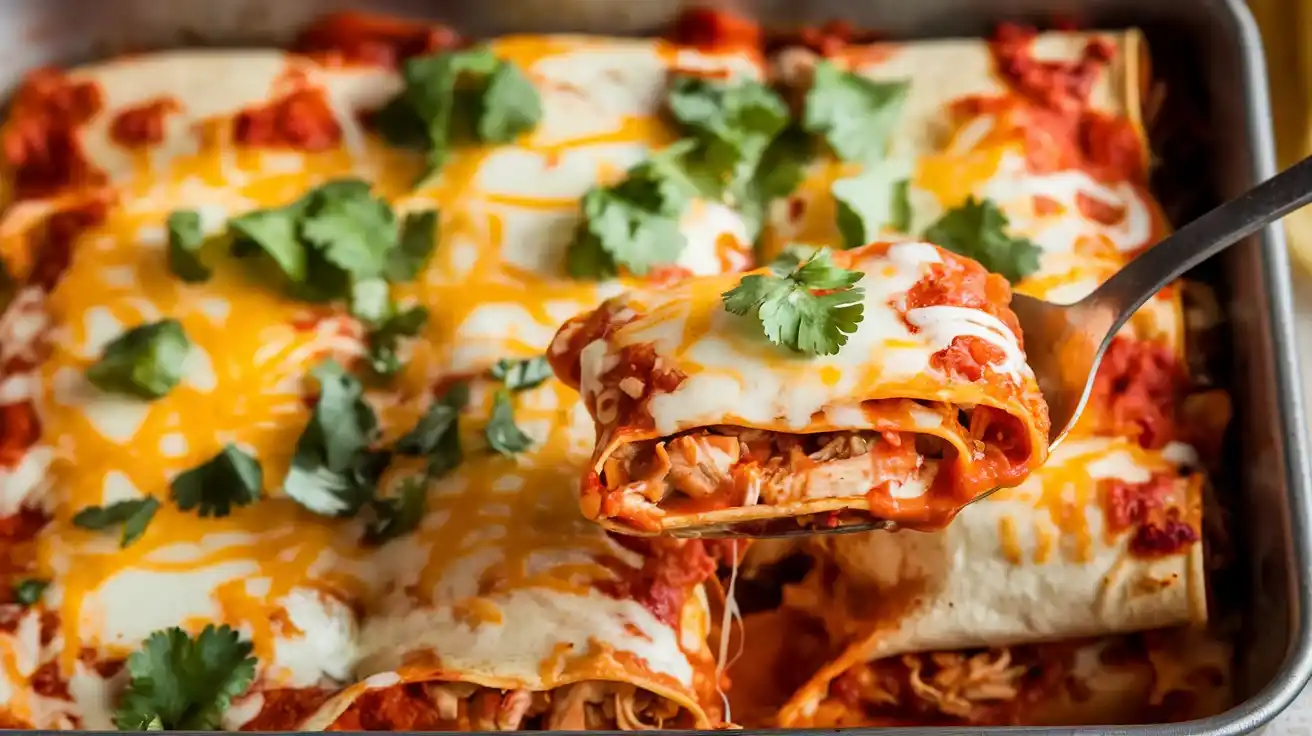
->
549;240;1050;536
765;28;1183;355
772;625;1231;727
291;377;722;730
0;29;759;383
770;434;1209;725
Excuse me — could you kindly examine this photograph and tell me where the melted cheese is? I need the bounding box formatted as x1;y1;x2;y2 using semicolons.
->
764;30;1183;356
568;241;1038;438
358;378;711;707
806;436;1205;668
0;34;755;728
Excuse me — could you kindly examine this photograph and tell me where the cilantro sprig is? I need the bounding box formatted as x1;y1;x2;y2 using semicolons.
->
113;625;256;731
484;389;533;455
489;356;552;392
375;47;543;186
366;305;429;378
282;361;385;517
832;161;913;249
12;578;48;607
166;210;211;283
722;248;865;356
170;445;263;519
395;382;468;479
567;74;806;279
191;179;437;375
566;144;700;280
803;61;909;164
86;320;191;400
72;497;161;548
363;480;427;546
226;179;436;316
922;196;1041;283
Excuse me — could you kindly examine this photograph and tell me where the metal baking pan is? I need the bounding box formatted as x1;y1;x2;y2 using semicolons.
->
1;0;1308;734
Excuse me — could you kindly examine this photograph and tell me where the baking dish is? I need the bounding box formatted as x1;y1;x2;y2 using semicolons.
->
0;0;1306;734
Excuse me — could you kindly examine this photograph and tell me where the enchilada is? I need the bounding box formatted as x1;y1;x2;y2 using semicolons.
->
713;19;1232;730
548;241;1051;535
0;7;1236;732
0;12;744;729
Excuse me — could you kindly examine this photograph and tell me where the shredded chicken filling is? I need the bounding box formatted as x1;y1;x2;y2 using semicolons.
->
417;681;683;731
602;426;943;513
829;649;1030;722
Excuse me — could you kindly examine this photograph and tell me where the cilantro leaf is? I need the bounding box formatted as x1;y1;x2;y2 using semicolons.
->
386;210;439;282
13;578;48;607
395;382;467;478
489;356;552;392
831;159;915;249
666;75;789;194
722;248;865;356
228;202;308;284
736;124;814;238
283;361;380;517
301;190;397;280
366;305;430;377
349;278;392;326
484;389;532;455
167;210;211;283
72;497;161;548
224;181;441;359
922;196;1041;283
803;61;909;164
112;624;256;731
379;48;542;186
86;320;191;400
170;445;263;519
566;145;697;279
479;62;544;142
363;480;427;546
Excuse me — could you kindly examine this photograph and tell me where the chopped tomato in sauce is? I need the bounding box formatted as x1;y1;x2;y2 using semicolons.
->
992;23;1112;112
0;401;40;468
602;537;716;626
29;197;111;292
667;8;762;52
764;20;884;56
234;87;342;151
1075;190;1126;225
2;68;105;199
1103;472;1175;533
964;24;1146;183
294;11;462;68
109;97;180;147
1088;336;1182;448
903;257;1023;345
1130;514;1199;557
1101;472;1198;557
328;684;455;731
240;688;335;731
30;660;71;700
930;336;1009;383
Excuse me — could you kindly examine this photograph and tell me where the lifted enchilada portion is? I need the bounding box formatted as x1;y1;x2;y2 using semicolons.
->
549;241;1050;535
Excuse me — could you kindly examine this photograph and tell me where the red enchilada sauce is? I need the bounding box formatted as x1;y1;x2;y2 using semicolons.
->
1;68;105;199
294;11;462;68
1101;472;1199;557
1087;336;1183;449
234;86;343;151
109;97;181;147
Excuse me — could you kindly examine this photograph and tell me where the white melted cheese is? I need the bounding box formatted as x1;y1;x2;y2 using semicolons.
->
821;435;1205;662
577;241;1034;436
358;586;693;686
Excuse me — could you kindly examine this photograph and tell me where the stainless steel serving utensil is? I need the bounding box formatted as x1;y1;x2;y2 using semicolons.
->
1017;153;1312;450
680;155;1312;540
